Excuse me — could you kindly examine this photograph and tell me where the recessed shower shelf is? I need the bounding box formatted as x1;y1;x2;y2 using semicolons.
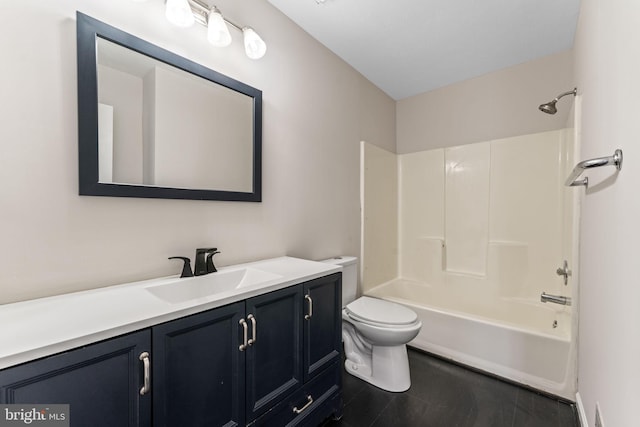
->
565;149;623;187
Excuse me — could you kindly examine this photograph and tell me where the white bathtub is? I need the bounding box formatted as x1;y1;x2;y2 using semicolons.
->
367;279;576;400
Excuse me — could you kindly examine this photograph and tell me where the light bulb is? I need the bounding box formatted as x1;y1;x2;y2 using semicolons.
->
207;9;232;47
165;0;194;28
242;27;266;60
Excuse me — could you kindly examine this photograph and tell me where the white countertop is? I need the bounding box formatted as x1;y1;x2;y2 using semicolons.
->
0;256;341;370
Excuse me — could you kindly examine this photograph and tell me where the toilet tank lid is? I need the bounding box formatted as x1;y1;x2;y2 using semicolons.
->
319;256;357;267
345;296;418;326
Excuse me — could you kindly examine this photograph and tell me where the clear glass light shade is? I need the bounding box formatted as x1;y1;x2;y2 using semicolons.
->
165;0;195;28
207;11;232;47
243;27;267;59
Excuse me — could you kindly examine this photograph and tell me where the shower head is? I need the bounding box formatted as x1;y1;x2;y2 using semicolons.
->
538;100;558;114
538;88;577;115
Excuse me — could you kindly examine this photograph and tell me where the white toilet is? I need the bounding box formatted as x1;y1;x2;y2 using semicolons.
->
321;257;422;392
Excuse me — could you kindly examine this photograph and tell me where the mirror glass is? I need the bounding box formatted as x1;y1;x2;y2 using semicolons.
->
97;38;254;192
77;12;262;201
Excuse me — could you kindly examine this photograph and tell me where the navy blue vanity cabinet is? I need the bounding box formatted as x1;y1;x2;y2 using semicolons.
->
150;284;311;426
245;273;343;424
151;276;343;426
152;301;245;427
249;272;343;426
303;273;342;382
0;330;151;427
0;272;343;427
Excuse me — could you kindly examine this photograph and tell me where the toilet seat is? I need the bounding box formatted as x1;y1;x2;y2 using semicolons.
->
344;296;418;328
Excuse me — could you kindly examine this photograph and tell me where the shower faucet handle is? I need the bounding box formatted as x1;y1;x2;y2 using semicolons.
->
556;260;571;285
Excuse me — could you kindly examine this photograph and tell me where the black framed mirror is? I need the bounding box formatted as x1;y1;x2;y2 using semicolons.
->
77;12;262;202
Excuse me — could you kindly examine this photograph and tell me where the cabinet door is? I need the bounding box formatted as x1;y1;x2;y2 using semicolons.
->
303;273;342;382
245;285;303;422
0;330;151;427
152;301;245;427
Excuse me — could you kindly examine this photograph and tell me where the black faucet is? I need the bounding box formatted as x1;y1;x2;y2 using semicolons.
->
194;248;220;276
168;256;194;278
206;250;221;273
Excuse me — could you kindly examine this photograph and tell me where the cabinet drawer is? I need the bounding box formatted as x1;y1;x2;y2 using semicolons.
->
250;363;342;427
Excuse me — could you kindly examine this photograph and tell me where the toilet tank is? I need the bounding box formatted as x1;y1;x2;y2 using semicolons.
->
320;256;358;306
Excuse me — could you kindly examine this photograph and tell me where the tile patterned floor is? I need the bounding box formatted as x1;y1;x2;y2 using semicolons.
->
324;348;579;427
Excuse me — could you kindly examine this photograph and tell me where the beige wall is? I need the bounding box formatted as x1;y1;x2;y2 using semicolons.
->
0;0;395;304
574;1;640;426
397;50;574;154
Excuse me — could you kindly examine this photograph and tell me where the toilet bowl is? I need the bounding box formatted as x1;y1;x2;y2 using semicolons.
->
342;296;422;392
320;257;422;392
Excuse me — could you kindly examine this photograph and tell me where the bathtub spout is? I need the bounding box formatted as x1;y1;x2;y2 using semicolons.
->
540;292;572;306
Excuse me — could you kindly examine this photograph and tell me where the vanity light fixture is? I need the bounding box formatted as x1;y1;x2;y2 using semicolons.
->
165;0;195;28
164;0;267;59
242;27;267;59
207;6;232;47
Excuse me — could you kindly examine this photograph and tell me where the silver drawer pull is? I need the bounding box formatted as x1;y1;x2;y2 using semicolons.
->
292;395;313;414
139;352;151;395
247;314;257;346
304;295;313;320
239;319;248;351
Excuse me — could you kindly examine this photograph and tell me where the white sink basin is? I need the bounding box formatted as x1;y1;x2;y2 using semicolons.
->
146;268;283;304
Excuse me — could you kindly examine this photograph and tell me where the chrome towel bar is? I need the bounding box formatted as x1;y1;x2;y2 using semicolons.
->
565;149;623;187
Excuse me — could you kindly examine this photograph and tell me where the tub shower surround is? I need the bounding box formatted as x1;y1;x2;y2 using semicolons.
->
362;128;577;399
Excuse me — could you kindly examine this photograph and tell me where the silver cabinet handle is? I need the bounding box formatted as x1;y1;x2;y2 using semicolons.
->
239;318;248;351
139;352;151;396
247;314;257;346
292;395;314;414
304;295;313;320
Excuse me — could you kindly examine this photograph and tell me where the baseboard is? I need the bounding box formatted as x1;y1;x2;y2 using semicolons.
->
576;392;588;427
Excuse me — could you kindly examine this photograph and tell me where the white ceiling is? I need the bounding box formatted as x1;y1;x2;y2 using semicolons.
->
267;0;580;100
